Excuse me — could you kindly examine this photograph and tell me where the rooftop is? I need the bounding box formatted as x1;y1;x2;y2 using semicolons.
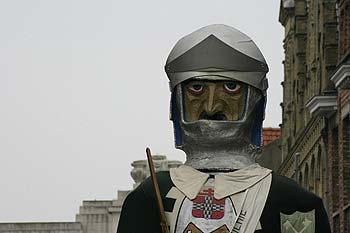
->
262;128;281;146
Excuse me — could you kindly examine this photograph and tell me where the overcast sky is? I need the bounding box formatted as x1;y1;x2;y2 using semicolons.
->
0;0;284;222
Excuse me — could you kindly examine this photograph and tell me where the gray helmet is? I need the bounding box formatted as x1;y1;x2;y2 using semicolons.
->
165;24;269;171
165;24;268;95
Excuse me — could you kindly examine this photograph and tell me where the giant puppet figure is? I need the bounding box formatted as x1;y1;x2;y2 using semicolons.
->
117;25;331;233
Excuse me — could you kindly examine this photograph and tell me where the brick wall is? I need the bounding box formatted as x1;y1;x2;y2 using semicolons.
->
336;88;350;232
339;89;350;211
340;90;350;108
343;116;350;204
328;123;340;232
338;4;350;229
338;0;350;58
338;93;345;232
330;127;340;211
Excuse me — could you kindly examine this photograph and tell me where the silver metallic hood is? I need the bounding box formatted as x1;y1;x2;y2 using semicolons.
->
166;24;269;171
175;84;263;171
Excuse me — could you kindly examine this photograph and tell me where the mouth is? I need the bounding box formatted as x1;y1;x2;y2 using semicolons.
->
199;111;227;121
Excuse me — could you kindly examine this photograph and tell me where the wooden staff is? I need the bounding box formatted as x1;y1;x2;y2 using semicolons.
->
146;147;170;233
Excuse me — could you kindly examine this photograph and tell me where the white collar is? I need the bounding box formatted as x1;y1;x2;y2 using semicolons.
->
169;164;271;200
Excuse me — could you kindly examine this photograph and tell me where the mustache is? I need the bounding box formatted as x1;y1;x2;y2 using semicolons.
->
199;111;227;120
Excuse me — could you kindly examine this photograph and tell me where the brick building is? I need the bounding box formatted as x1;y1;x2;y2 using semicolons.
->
279;0;350;232
325;0;350;231
310;50;350;232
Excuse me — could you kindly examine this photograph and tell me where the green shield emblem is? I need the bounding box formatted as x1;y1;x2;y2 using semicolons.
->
280;210;315;233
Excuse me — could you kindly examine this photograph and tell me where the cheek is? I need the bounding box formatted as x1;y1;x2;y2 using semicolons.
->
186;100;202;112
228;102;240;119
184;95;206;120
222;94;245;119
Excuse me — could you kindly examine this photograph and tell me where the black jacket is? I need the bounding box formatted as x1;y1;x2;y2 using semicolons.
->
117;171;330;233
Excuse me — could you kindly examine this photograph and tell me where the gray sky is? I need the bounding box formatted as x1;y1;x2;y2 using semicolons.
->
0;0;284;222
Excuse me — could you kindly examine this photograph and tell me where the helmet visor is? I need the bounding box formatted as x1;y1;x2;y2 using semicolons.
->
182;78;248;122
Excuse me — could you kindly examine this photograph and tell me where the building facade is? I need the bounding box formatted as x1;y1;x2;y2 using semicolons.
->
279;0;350;232
278;0;338;199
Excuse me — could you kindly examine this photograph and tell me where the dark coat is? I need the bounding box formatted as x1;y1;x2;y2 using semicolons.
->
117;171;330;233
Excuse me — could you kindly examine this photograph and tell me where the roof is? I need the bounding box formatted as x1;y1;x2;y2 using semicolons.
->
262;128;281;146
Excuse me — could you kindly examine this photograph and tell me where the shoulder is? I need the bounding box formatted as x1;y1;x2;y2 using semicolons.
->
270;172;302;191
121;171;173;211
137;171;173;199
117;172;171;233
267;172;323;213
270;172;316;198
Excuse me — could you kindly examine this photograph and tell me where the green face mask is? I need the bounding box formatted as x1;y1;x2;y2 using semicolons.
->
183;80;246;122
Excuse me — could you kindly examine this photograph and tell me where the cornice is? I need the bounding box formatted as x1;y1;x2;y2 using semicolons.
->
306;95;338;118
331;64;350;89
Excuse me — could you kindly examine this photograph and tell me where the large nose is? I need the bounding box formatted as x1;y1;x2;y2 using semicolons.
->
204;85;221;114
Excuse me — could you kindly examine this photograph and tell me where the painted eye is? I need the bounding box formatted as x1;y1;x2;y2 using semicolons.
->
223;82;242;94
188;84;204;94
